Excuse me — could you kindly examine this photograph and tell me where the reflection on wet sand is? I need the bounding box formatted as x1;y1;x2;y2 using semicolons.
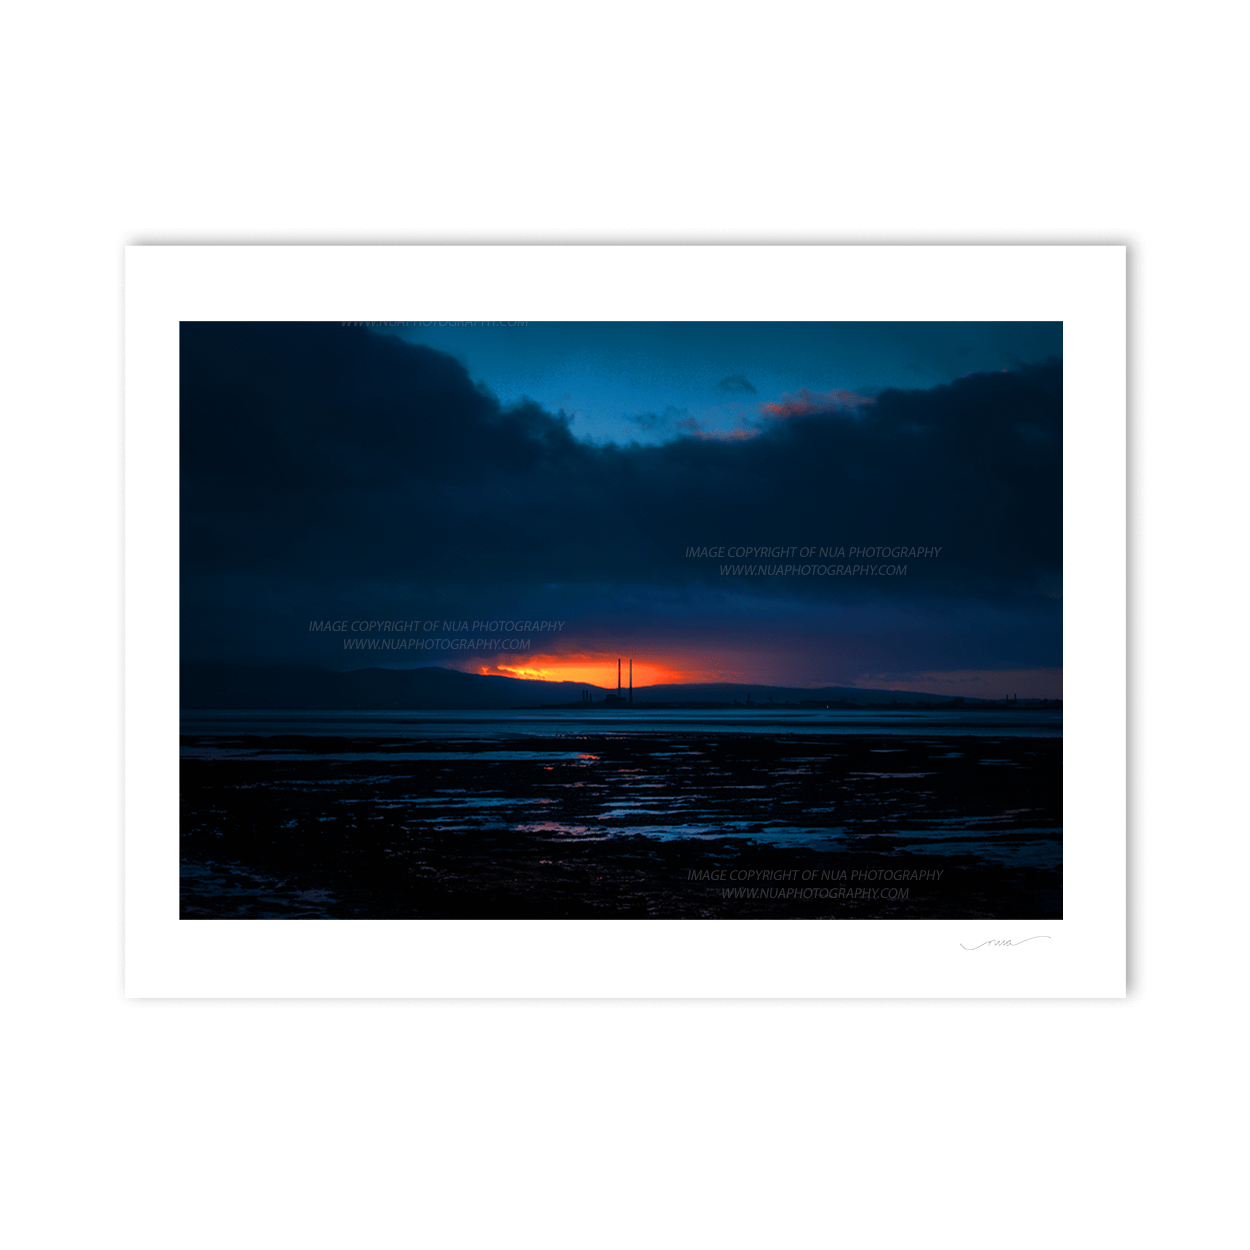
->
181;728;1061;920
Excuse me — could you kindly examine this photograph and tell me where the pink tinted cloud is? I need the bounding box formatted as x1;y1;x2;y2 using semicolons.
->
761;388;875;420
673;388;875;441
676;415;760;442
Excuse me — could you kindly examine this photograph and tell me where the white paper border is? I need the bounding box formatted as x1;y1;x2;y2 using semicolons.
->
125;245;1125;997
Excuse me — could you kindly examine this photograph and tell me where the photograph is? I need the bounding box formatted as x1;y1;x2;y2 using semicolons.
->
10;2;1243;1243
179;318;1063;921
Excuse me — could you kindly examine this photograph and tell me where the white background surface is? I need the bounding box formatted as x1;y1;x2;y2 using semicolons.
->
3;2;1245;1247
125;245;1124;998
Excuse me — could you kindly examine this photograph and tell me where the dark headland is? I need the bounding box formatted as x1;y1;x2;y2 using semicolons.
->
181;663;1060;711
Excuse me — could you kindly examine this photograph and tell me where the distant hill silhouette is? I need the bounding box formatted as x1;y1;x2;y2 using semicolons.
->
181;664;998;710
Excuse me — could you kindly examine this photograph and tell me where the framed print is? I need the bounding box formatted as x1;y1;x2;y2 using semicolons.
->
125;245;1125;996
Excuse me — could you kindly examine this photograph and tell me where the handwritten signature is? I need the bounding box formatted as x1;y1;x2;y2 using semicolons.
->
960;936;1051;950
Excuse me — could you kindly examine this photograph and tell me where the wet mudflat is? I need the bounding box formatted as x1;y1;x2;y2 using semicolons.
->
180;732;1061;919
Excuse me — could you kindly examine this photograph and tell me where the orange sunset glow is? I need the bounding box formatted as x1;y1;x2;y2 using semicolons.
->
470;653;702;687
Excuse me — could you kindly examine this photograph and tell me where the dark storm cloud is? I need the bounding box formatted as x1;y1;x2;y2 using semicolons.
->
181;323;1061;657
716;374;757;395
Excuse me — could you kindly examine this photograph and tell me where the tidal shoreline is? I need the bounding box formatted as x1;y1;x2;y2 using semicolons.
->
181;730;1061;920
